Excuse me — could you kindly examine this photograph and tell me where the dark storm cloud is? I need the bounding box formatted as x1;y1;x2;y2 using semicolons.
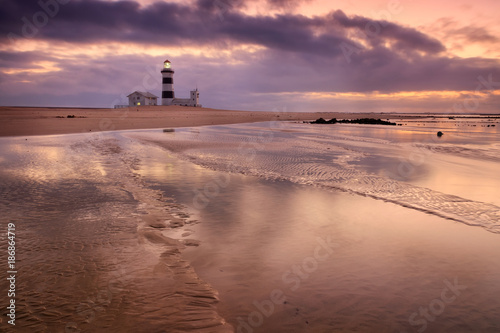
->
1;0;441;56
1;0;500;98
218;13;348;57
2;0;196;43
329;10;445;54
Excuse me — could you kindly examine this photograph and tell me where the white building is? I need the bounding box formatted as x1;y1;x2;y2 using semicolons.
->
127;91;158;106
161;60;201;107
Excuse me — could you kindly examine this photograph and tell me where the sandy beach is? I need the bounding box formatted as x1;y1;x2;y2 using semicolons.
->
3;0;500;330
1;109;499;332
0;106;427;137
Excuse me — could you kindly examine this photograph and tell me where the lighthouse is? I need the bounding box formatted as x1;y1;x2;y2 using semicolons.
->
160;59;201;107
161;60;175;105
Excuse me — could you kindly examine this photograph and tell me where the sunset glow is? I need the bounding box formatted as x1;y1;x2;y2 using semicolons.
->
1;0;499;112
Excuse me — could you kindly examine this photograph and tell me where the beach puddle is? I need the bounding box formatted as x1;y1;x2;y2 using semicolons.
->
128;120;500;234
124;119;500;332
0;133;232;332
2;117;500;332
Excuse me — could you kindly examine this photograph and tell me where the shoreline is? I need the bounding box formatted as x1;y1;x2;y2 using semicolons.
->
0;105;476;137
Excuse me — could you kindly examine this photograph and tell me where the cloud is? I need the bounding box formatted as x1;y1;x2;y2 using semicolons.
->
431;17;499;44
1;0;499;110
329;10;445;54
424;17;500;56
265;0;312;11
451;25;499;44
2;1;442;55
0;50;53;69
1;50;499;114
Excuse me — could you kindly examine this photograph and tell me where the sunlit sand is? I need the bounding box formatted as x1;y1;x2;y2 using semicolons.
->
0;111;499;332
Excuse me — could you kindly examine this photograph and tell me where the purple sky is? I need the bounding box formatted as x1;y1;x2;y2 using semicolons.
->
1;0;499;112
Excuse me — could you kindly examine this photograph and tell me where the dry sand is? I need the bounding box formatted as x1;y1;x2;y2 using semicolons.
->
0;105;410;137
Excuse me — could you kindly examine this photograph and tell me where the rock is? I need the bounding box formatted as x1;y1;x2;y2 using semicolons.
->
311;117;327;124
310;118;396;125
310;118;337;124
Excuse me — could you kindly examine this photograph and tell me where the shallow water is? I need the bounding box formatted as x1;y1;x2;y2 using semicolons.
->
124;118;500;332
130;118;500;234
1;116;499;332
0;133;231;332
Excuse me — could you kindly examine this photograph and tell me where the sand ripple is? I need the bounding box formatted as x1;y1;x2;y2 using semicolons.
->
0;134;232;332
129;122;500;234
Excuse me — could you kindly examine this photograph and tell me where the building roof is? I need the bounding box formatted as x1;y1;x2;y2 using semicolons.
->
127;91;158;98
164;59;171;63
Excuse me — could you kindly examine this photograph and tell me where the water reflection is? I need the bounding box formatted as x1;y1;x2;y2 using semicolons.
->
137;151;500;332
0;134;232;332
128;120;500;331
128;119;500;234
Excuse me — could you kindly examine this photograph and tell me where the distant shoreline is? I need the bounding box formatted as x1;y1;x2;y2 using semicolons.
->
2;105;499;116
1;105;499;137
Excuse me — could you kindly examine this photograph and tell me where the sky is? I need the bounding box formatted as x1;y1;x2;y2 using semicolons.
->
1;0;500;113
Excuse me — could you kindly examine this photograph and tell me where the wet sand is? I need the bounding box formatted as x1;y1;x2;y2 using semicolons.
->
1;114;499;332
0;133;233;332
126;120;500;332
0;105;426;137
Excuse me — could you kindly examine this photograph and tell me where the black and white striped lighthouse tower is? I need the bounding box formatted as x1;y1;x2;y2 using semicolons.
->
161;60;175;105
